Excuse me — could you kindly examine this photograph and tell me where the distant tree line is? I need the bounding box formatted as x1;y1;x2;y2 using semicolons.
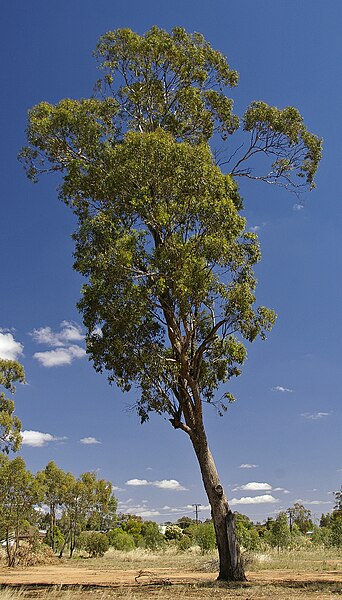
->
0;452;340;566
0;457;117;565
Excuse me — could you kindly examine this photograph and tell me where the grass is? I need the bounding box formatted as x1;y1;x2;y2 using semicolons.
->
251;546;342;571
0;546;340;600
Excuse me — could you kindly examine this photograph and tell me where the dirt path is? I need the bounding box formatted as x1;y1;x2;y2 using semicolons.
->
0;565;341;588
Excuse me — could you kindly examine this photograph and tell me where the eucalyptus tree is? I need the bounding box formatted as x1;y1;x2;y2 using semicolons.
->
21;27;321;580
0;359;25;454
0;455;42;566
36;460;72;552
58;470;116;557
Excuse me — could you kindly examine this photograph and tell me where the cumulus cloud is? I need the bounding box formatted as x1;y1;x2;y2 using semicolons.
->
301;412;331;420
126;479;150;487
293;203;304;211
295;497;332;506
134;509;161;518
239;464;258;469
21;430;66;447
272;385;293;393
234;482;272;492
30;322;86;367
0;332;24;361
125;478;187;491
154;479;187;491
273;487;290;493
33;345;86;367
230;495;278;505
80;436;101;445
30;321;84;347
250;225;260;232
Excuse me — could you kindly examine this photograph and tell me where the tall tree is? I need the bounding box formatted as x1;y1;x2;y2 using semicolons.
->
36;461;72;552
0;359;25;453
287;502;313;534
20;27;321;581
0;455;42;566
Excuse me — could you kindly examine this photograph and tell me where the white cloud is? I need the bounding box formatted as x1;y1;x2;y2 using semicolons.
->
273;487;290;494
21;430;66;447
126;479;150;486
301;412;331;420
125;478;187;491
34;345;86;367
239;464;258;469
250;225;260;232
30;321;84;347
230;494;278;505
134;509;161;518
272;385;293;393
80;436;101;445
112;486;125;492
153;479;187;491
234;482;272;492
0;332;24;361
293;203;304;211
305;500;332;505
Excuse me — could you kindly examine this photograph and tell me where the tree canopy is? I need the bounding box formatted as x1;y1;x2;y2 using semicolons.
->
0;359;25;454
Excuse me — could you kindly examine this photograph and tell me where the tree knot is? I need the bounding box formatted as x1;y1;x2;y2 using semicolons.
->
215;484;223;497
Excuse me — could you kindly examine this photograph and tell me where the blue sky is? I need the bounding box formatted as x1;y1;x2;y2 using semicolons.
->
1;0;341;523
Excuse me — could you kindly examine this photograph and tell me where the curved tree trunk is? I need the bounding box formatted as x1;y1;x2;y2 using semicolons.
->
191;428;246;581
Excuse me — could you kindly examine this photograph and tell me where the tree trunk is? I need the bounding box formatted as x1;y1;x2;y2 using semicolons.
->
191;430;246;581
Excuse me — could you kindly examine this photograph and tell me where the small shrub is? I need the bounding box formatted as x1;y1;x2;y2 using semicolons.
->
108;528;135;551
177;534;192;552
79;531;109;557
141;521;164;551
194;522;216;554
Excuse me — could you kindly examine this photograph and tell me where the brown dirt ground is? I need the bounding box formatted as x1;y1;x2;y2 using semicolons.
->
0;564;341;587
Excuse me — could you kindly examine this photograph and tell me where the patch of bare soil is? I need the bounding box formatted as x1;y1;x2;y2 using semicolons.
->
0;564;341;588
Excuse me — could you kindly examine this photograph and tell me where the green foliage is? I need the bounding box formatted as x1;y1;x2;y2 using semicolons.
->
287;503;313;534
120;517;143;546
320;513;331;528
176;516;196;530
329;513;342;548
234;512;260;551
108;528;135;551
242;102;322;188
44;526;65;553
177;534;192;552
19;25;321;432
95;26;239;143
0;455;42;566
79;531;109;557
141;520;164;550
311;525;331;548
193;521;216;554
0;359;25;454
265;513;291;552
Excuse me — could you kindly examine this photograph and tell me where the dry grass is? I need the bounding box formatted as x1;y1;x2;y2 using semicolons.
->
0;546;340;600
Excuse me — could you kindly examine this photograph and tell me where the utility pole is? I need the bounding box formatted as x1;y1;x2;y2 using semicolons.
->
192;503;201;525
287;508;294;533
